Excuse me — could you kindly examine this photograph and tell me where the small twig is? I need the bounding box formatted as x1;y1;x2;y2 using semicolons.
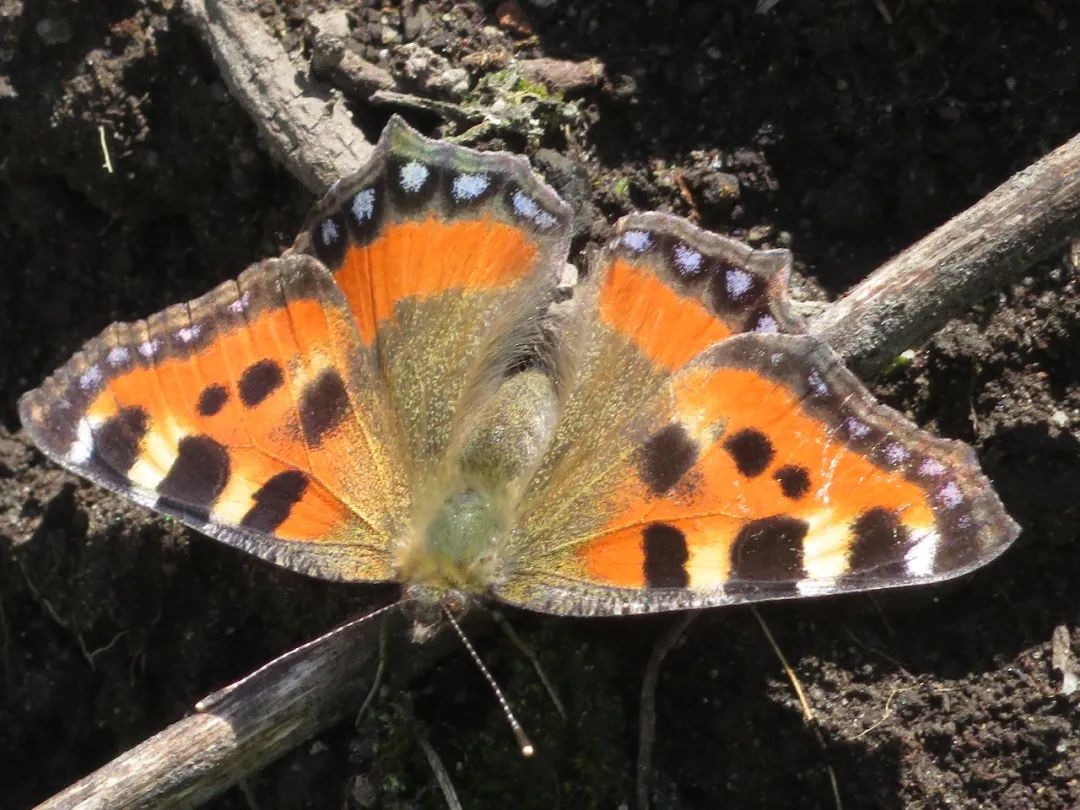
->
354;616;390;729
492;610;567;720
751;607;813;722
98;125;114;173
417;737;465;810
636;610;699;810
852;683;918;740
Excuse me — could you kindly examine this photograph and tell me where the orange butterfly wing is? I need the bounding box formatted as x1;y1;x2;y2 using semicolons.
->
19;256;408;581
496;214;1018;615
289;117;572;474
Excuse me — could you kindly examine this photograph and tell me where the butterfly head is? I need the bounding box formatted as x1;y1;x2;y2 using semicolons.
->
398;488;506;642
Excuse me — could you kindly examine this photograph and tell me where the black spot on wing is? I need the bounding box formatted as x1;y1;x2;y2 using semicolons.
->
299;369;349;447
239;359;284;408
93;406;149;475
642;523;690;588
723;428;774;477
848;508;909;575
730;516;807;583
773;465;811;500
156;434;231;520
240;470;310;534
638;424;699;494
197;384;229;416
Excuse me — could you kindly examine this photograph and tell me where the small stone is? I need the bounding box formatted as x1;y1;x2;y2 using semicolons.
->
1049;410;1069;429
496;0;534;37
308;9;350;39
518;57;605;94
747;224;773;244
403;4;433;40
35;17;73;45
400;43;471;99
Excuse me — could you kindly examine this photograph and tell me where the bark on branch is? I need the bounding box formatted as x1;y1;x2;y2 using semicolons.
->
35;1;1080;807
182;0;373;193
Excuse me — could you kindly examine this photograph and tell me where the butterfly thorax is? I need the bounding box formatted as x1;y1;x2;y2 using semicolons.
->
402;489;502;588
397;488;506;640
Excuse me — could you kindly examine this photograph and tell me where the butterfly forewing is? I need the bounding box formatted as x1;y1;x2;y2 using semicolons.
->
19;255;408;581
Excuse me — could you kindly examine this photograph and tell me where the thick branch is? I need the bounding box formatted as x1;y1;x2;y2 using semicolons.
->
809;132;1080;377
34;3;1080;808
181;0;373;193
37;611;466;810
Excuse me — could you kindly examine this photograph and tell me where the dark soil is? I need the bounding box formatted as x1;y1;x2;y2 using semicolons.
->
3;1;1079;808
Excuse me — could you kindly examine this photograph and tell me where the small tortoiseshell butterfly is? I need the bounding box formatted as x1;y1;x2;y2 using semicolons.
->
20;118;1019;644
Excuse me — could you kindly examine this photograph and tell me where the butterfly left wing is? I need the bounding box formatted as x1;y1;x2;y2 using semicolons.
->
495;218;1019;616
19;255;409;582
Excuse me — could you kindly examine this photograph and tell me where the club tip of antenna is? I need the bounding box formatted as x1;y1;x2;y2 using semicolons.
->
514;729;536;758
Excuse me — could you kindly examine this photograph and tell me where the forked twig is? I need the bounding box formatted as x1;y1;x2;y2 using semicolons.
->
31;1;1080;807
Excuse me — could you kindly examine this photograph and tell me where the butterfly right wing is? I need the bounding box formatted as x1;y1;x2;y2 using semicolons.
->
19;255;409;582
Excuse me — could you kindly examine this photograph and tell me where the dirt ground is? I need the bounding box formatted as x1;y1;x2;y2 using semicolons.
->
3;1;1080;808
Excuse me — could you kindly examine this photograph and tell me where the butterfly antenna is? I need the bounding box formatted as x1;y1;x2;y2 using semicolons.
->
442;607;535;757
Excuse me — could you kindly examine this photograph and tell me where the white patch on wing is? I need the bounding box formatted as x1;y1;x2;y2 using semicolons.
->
67;418;97;465
904;529;940;577
621;230;652;252
78;366;103;391
451;173;489;201
884;443;910;465
319;218;341;245
919;458;946;477
106;347;131;367
673;243;704;274
725;268;753;299
351;188;376;222
937;481;964;509
754;314;778;333
534;209;558;230
399;161;430;192
176;324;202;344
512;190;540;218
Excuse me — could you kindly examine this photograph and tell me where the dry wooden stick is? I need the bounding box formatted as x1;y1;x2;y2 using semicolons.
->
809;132;1080;377
181;0;374;194
36;609;469;810
35;3;1080;808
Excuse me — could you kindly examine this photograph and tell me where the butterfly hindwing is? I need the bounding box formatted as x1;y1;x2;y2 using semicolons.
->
496;218;1018;616
18;255;410;581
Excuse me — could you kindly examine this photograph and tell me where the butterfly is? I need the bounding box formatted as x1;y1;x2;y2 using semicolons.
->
19;117;1018;648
